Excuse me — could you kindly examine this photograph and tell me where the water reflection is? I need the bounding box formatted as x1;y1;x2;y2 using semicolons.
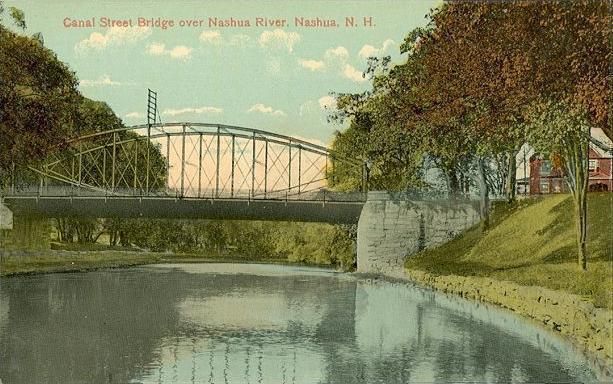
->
0;264;597;383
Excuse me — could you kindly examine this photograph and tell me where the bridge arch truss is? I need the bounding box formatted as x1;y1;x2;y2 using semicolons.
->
28;123;366;201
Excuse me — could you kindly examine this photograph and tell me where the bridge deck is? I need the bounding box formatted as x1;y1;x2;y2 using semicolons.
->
4;196;364;224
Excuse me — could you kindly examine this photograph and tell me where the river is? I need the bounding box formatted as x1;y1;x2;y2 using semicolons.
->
0;263;597;383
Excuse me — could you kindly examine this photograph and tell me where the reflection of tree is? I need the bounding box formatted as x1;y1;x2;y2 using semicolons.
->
429;309;581;383
340;282;592;384
0;271;187;383
0;270;592;383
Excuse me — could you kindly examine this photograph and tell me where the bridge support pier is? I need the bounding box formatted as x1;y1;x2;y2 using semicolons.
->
356;191;480;274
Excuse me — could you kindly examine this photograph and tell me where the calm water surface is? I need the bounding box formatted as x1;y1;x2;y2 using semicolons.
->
0;263;597;383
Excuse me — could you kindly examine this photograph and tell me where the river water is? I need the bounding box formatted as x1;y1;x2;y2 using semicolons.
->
0;263;597;383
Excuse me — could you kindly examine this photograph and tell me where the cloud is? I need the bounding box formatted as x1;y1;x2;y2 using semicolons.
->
79;74;121;87
298;59;325;71
146;43;193;60
199;30;250;47
343;64;366;83
318;96;337;110
358;39;397;59
147;42;166;55
162;106;223;116
324;46;349;61
199;30;222;44
296;45;367;83
258;29;300;53
124;112;144;119
247;103;286;117
75;26;151;52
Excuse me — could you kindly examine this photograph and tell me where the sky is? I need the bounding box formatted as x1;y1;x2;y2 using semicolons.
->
5;0;441;146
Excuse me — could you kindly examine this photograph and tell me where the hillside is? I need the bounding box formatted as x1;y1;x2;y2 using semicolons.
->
405;193;613;308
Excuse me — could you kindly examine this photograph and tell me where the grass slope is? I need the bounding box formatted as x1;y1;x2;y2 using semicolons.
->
406;193;612;308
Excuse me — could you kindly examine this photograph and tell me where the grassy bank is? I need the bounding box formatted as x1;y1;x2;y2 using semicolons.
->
0;251;318;277
405;193;612;309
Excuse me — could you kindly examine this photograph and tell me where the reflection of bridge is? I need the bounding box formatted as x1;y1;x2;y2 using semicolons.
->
3;123;367;223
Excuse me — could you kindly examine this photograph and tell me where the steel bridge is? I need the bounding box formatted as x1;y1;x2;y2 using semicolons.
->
3;123;367;223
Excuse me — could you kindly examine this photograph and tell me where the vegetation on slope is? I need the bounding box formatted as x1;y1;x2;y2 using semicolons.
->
405;193;612;308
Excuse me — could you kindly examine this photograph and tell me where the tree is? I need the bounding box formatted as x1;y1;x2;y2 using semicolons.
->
409;0;608;248
328;57;427;192
524;101;592;270
0;6;80;186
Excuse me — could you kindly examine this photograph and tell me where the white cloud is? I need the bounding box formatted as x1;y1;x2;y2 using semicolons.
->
247;103;286;117
318;96;337;110
162;106;223;116
146;43;193;60
297;45;367;83
79;74;121;87
199;30;222;44
125;112;144;119
324;46;349;61
258;29;300;53
343;64;366;83
298;59;325;71
147;42;166;55
199;30;251;47
75;26;151;52
168;45;192;60
358;39;397;59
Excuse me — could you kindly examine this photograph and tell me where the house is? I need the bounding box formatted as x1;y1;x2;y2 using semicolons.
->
529;154;567;194
528;128;612;194
587;128;613;191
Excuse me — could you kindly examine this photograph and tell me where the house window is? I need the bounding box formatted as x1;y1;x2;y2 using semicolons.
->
589;159;598;171
540;180;550;194
540;160;551;176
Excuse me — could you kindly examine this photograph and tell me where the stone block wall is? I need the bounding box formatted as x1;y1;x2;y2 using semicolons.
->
357;191;480;273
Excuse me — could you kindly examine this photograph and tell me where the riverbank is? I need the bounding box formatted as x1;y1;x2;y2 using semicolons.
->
0;251;330;277
404;193;612;378
404;270;612;379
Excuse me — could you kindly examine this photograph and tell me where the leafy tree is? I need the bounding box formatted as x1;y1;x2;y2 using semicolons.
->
524;101;592;269
328;58;427;192
0;6;80;187
405;0;608;246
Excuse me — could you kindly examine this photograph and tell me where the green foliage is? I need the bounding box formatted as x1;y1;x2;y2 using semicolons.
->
0;21;80;181
51;218;356;269
8;6;25;29
274;222;354;268
522;100;591;190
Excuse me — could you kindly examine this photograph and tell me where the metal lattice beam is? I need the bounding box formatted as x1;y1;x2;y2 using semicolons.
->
29;122;365;200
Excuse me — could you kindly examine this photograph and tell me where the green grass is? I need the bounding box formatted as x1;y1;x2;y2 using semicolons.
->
406;193;613;308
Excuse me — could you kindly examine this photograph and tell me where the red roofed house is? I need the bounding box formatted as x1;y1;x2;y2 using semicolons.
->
529;128;612;194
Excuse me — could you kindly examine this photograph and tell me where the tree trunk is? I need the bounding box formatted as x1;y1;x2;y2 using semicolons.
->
477;156;490;232
447;167;461;196
504;149;518;203
573;142;588;271
563;132;589;270
574;187;587;270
